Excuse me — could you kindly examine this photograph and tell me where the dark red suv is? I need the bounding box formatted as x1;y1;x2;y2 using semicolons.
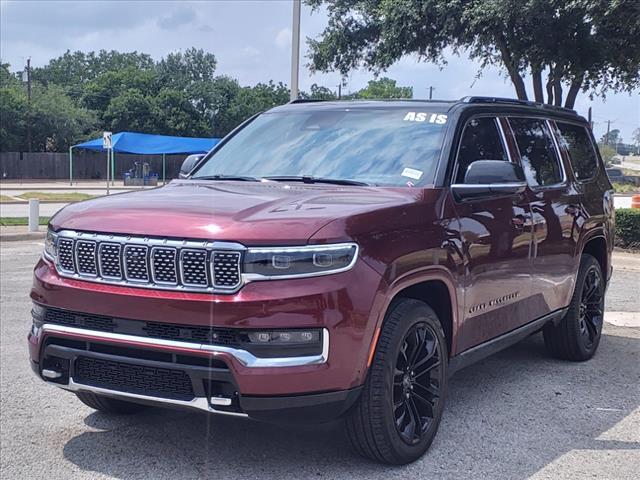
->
30;97;614;464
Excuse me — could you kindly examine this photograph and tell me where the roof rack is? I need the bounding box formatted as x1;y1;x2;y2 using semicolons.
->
460;96;577;114
288;98;327;104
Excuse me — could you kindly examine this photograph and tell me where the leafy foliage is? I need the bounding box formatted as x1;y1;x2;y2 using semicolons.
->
1;47;412;152
307;0;640;107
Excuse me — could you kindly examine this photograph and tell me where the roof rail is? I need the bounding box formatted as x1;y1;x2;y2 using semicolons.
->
288;98;327;104
460;96;577;114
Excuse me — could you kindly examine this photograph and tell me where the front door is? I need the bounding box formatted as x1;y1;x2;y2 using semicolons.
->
451;116;535;352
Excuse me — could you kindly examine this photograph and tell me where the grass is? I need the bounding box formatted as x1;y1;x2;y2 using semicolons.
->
0;195;15;203
16;192;96;202
0;216;50;226
612;182;640;194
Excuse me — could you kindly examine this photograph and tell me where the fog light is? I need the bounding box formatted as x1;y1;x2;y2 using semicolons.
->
247;330;320;344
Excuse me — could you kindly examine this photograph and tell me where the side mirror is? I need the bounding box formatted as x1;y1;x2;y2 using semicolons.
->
451;160;527;200
179;154;205;178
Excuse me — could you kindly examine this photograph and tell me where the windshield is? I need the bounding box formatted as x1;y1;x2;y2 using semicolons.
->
192;108;449;186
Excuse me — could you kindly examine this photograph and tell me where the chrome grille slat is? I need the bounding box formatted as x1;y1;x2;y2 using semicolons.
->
212;251;241;288
52;230;245;294
180;249;209;286
151;247;178;284
58;238;75;272
75;240;98;276
124;245;150;282
98;243;122;279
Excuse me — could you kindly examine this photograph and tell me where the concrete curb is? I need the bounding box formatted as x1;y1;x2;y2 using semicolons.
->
0;231;47;242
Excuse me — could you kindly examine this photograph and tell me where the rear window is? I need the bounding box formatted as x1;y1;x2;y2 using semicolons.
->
555;122;599;181
509;118;563;187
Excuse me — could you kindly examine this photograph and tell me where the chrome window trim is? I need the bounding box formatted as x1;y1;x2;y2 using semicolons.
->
40;323;329;368
150;246;178;286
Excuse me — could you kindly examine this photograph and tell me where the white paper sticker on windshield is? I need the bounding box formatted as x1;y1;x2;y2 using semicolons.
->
402;167;423;180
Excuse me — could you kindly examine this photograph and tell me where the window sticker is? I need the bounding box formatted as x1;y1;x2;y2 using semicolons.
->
401;167;423;180
403;112;448;124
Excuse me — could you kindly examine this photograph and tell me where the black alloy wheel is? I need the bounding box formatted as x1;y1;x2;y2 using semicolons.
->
393;322;443;445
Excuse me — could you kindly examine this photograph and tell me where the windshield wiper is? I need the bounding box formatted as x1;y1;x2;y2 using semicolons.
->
262;175;369;186
193;174;259;182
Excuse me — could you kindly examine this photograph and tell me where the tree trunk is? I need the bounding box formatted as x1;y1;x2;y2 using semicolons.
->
532;66;544;103
496;34;528;100
545;65;554;104
564;76;583;109
553;64;564;106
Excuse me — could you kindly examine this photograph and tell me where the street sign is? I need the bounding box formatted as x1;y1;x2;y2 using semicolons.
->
103;131;113;150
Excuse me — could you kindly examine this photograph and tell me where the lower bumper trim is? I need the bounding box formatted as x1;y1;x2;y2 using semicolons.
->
61;378;249;418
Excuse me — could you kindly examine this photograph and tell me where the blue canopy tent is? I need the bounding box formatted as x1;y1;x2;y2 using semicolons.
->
70;132;220;188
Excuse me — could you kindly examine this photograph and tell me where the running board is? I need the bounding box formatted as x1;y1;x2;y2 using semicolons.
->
448;308;567;375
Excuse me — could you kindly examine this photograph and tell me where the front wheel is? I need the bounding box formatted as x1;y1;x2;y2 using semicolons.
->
346;299;448;464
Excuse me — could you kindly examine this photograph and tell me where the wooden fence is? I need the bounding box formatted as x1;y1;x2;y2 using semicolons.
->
0;152;188;180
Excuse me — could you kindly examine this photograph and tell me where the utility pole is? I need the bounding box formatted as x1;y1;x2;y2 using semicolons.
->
605;120;611;145
26;57;32;152
428;86;434;100
337;83;342;100
290;0;301;101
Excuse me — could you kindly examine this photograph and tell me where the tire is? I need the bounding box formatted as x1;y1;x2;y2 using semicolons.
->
346;299;448;464
543;254;605;361
75;391;150;414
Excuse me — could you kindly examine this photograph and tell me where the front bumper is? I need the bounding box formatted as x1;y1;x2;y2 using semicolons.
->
29;256;384;420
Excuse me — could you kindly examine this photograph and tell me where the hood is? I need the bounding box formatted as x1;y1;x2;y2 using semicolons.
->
50;180;419;245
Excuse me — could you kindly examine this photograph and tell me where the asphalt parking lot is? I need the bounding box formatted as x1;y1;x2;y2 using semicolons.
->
1;241;638;479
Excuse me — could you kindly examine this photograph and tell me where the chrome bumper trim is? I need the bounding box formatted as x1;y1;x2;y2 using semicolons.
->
61;379;249;418
40;324;329;368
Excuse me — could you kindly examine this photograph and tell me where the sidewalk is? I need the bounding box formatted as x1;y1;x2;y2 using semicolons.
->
0;225;46;242
0;180;160;193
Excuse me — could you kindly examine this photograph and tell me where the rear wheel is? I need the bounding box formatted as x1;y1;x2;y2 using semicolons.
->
76;391;150;414
543;254;605;361
346;299;448;464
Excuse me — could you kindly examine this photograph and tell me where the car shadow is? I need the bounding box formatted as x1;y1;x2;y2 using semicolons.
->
62;330;640;479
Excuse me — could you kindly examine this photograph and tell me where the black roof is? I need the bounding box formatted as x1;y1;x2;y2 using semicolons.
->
273;96;583;122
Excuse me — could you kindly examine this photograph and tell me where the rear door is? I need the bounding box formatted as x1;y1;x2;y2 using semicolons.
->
451;116;535;352
506;117;577;317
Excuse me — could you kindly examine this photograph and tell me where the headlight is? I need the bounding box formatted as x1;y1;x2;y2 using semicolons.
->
43;229;58;261
243;243;358;279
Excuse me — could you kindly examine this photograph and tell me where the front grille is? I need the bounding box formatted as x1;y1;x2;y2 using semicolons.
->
53;231;243;293
58;238;75;272
42;307;240;346
151;247;177;284
44;308;117;332
74;356;195;401
76;240;97;275
213;251;241;288
124;245;149;281
99;243;122;279
180;249;209;286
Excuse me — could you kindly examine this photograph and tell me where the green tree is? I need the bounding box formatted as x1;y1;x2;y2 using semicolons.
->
307;0;640;108
601;128;621;146
157;48;218;89
300;83;338;100
102;90;158;133
598;144;617;167
353;77;412;99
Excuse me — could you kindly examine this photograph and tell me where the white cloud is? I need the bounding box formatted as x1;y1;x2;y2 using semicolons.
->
274;28;291;49
242;46;261;58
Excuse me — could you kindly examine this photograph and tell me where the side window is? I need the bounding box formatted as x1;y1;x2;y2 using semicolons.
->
456;117;508;183
554;122;599;181
509;118;563;187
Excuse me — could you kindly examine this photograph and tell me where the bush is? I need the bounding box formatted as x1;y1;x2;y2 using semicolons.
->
615;208;640;249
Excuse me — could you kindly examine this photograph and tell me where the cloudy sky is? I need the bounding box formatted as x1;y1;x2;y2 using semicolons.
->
1;0;638;140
